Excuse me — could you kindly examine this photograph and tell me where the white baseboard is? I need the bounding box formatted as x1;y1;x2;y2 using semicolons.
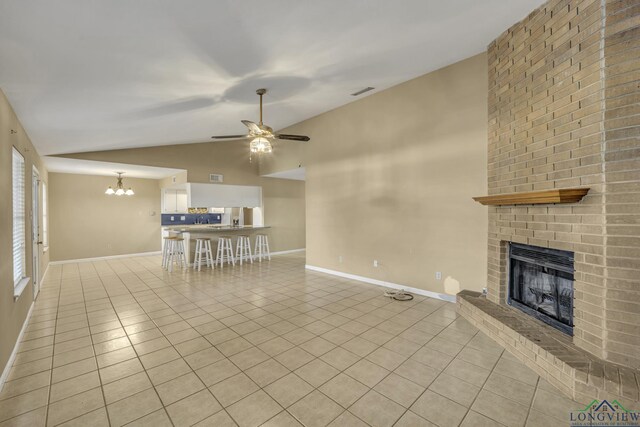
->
50;251;162;265
271;248;306;256
36;263;50;298
304;264;456;303
0;302;35;394
51;249;303;266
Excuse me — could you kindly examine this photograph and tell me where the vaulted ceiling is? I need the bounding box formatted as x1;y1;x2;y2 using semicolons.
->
0;0;543;155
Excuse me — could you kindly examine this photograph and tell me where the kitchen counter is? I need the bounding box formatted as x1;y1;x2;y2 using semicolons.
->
163;225;270;233
161;225;271;264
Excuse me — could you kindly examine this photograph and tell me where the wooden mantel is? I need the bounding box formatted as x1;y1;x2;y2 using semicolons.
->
472;188;590;206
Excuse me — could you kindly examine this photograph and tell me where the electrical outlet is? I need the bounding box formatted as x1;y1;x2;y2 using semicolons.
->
180;215;186;220
338;256;343;263
435;271;442;280
373;260;378;267
170;216;175;221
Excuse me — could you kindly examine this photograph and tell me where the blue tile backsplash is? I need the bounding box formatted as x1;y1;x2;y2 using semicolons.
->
161;213;222;226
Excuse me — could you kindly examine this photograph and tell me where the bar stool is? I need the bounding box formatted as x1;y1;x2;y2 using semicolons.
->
216;236;235;268
194;238;214;271
235;235;253;265
254;234;271;262
162;237;175;269
165;237;187;272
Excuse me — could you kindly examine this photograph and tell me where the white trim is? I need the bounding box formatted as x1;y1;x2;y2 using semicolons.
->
270;248;306;256
305;264;456;303
50;251;162;265
50;249;301;268
0;302;34;394
38;263;49;296
13;277;31;301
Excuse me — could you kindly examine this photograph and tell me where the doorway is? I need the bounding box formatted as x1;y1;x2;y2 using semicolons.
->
32;166;40;299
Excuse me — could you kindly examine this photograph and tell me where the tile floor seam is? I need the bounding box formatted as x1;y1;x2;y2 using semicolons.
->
450;341;504;427
93;269;175;427
522;374;542;426
77;272;112;427
373;326;479;427
43;268;63;427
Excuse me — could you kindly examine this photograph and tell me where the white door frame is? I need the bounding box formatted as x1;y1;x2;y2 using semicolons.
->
32;166;40;299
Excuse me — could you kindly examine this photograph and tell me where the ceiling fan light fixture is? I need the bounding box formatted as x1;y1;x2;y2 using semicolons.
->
211;89;309;160
250;137;272;154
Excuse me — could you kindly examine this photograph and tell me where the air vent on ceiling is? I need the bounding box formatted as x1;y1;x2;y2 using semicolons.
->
351;87;375;96
209;173;223;183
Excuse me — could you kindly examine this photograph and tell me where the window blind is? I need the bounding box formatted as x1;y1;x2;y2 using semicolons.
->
42;181;48;247
12;147;26;287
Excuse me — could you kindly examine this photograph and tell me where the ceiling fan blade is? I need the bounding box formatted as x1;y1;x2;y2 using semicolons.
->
241;120;261;134
211;135;249;139
275;134;310;142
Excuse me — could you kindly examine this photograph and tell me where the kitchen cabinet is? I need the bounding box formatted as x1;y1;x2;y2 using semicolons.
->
188;183;261;208
163;189;188;213
161;183;262;213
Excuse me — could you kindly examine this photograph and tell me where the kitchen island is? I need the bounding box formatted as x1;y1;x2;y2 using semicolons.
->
162;225;271;265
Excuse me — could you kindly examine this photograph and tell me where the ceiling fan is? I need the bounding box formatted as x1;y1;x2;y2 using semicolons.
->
211;88;310;153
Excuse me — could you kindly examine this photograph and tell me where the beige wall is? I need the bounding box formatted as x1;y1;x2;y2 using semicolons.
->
48;173;162;261
261;178;306;252
57;141;306;253
0;89;49;378
270;53;489;295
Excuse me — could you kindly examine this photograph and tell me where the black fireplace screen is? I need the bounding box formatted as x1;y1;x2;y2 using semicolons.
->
508;243;575;335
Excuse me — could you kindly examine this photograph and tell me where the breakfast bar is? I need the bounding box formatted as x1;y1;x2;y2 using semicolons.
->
162;225;271;266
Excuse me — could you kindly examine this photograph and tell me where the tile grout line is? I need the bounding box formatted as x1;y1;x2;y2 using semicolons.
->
43;267;63;427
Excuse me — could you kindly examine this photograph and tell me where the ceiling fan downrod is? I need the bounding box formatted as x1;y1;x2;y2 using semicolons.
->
256;88;266;126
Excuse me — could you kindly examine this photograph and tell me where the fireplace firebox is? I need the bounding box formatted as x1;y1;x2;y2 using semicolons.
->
508;243;574;335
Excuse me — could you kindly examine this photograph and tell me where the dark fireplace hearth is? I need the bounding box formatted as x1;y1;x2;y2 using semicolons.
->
508;243;575;335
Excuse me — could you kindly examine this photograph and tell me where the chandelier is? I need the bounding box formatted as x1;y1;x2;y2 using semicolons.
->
105;172;134;196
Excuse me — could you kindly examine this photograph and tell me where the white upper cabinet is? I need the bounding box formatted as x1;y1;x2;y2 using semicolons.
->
162;188;188;213
188;183;262;208
176;190;188;212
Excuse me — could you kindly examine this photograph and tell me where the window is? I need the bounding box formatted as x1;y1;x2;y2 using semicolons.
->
12;147;26;290
42;181;48;248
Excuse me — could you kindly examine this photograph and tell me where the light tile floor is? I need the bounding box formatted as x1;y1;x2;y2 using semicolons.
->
0;252;585;427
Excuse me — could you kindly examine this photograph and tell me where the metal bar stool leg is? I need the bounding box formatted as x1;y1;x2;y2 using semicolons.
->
244;236;253;264
194;239;202;271
168;239;175;273
216;239;224;269
205;240;214;268
236;237;243;265
226;238;236;266
264;235;271;260
254;235;260;262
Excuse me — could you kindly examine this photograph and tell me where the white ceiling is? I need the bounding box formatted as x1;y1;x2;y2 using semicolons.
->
44;157;184;179
0;0;544;156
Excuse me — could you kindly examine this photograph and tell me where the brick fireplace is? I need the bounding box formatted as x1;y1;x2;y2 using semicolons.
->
458;0;640;406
